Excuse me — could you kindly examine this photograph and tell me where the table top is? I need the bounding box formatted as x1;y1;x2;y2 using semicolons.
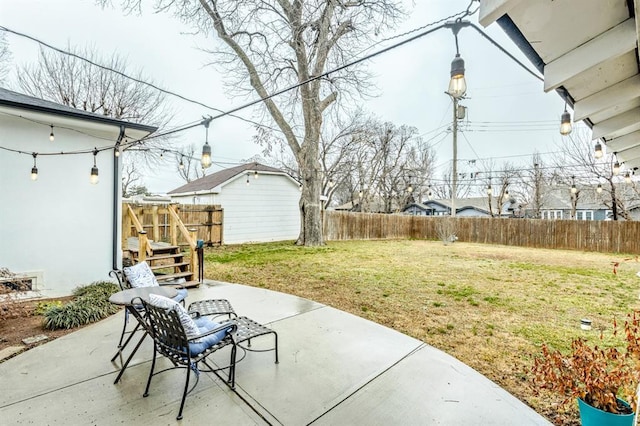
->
109;286;178;306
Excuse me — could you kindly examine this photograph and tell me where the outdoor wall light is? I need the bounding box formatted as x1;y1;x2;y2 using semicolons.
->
594;142;603;159
559;105;572;135
90;149;99;185
30;153;38;181
201;119;212;169
448;54;467;99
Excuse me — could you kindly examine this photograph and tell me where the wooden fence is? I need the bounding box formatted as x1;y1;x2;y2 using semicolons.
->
123;203;223;247
323;211;640;254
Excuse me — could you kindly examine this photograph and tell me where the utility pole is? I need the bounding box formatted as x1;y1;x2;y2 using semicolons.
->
451;96;458;217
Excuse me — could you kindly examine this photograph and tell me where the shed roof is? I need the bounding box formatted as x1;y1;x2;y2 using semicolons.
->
168;162;291;195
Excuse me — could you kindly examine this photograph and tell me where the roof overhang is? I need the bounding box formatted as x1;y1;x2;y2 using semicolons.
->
0;88;157;140
479;0;639;165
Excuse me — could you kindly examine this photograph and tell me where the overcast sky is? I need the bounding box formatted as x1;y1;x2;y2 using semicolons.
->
1;0;578;193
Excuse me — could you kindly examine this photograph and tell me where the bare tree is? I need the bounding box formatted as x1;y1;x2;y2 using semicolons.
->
175;145;206;183
521;153;547;219
16;46;174;171
0;31;10;83
102;0;403;246
555;128;631;220
122;161;143;198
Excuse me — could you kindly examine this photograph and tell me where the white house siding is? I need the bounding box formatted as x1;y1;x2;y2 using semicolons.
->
171;172;301;244
0;112;120;296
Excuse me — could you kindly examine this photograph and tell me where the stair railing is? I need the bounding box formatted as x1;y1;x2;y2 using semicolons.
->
167;204;199;280
126;204;153;259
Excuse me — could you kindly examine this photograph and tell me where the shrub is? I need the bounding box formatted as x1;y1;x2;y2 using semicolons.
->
531;312;640;414
43;281;120;330
34;300;64;316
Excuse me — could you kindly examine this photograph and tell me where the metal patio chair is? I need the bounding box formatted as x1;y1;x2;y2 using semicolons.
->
109;265;236;363
140;298;279;420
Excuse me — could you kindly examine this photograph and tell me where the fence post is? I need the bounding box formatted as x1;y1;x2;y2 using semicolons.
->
122;204;131;252
189;228;198;280
151;204;160;242
170;204;178;246
138;231;148;262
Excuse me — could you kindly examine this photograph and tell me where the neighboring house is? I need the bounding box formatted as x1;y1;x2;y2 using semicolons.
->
404;197;517;217
530;186;640;221
0;87;157;296
167;162;301;244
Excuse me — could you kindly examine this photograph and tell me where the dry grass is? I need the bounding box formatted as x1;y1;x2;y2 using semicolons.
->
203;240;640;425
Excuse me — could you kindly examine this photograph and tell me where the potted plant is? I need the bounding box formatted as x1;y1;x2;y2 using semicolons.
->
531;311;640;425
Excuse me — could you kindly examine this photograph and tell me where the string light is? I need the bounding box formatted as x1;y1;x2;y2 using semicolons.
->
596;183;603;194
570;176;577;194
486;184;492;196
201;119;212;169
613;155;621;175
179;156;184;170
246;173;250;186
49;125;54;142
30;153;38;181
625;171;631;184
594;142;603;159
114;141;120;157
90;149;99;185
559;102;572;135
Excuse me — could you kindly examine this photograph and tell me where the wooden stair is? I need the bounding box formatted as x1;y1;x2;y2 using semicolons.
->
127;238;201;288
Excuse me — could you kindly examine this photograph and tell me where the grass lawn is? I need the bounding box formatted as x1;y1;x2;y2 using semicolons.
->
202;239;640;425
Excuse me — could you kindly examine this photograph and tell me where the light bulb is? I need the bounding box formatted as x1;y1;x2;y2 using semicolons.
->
90;166;99;184
447;54;466;98
31;166;38;181
201;142;212;168
560;111;572;135
49;125;55;142
594;142;603;159
597;184;603;193
613;161;620;175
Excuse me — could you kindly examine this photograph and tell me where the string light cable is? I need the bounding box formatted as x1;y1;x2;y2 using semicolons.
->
1;3;544;172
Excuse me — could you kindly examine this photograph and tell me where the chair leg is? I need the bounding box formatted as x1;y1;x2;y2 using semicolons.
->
229;344;237;389
143;345;157;397
117;310;129;347
177;362;191;420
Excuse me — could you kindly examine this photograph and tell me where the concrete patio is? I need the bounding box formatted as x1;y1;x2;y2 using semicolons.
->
0;280;551;425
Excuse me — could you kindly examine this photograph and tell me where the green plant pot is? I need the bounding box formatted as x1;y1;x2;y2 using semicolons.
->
578;398;634;426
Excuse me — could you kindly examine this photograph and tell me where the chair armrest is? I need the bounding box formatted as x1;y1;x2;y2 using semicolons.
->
188;321;237;342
